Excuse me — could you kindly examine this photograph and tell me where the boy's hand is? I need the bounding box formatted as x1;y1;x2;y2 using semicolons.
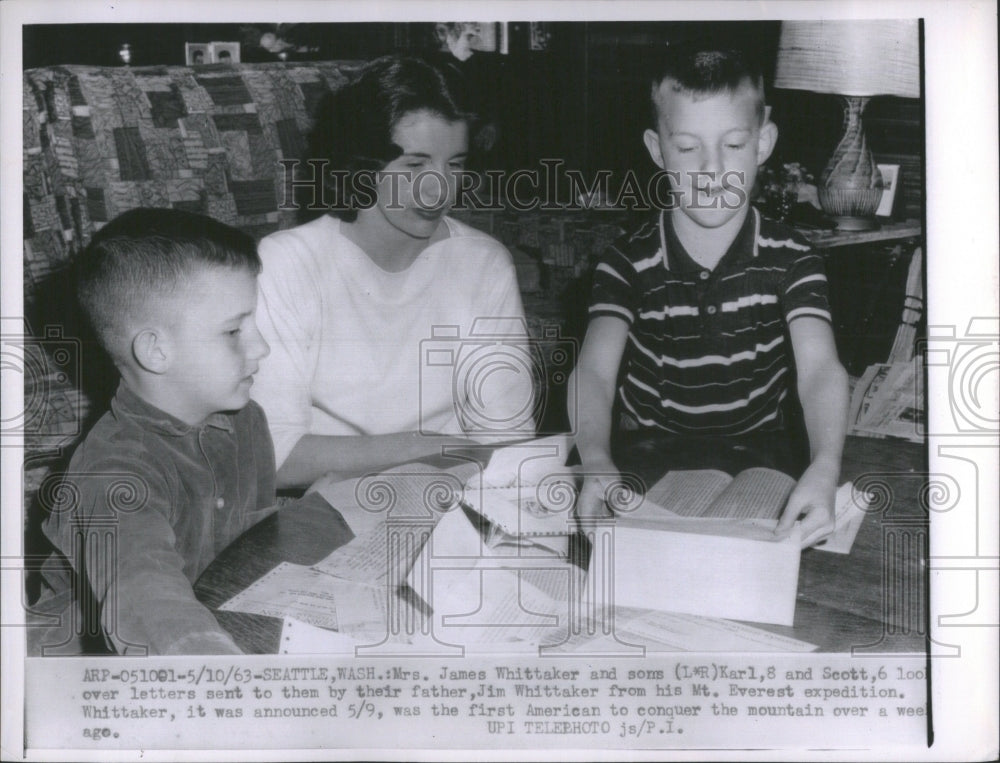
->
775;461;838;548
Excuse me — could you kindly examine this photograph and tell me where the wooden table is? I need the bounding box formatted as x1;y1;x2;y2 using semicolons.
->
194;436;928;654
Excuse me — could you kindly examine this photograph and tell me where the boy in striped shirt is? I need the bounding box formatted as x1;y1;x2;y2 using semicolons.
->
571;44;848;547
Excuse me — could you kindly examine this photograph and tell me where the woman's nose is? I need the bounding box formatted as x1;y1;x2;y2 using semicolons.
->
414;166;452;208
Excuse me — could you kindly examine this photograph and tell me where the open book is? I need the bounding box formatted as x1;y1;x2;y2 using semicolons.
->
611;467;867;626
638;466;795;520
632;466;867;553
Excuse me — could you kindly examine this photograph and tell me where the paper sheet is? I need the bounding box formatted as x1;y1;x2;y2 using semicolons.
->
278;617;363;655
610;608;817;652
431;565;572;645
311;523;393;584
474;433;572;488
814;481;870;554
227;438;860;652
406;505;580;647
218;561;386;635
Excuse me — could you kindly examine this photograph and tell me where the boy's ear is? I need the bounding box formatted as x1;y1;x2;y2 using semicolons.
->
131;328;170;374
643;129;666;170
756;120;778;166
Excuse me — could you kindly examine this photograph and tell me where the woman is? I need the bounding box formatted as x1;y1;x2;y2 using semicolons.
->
251;56;533;489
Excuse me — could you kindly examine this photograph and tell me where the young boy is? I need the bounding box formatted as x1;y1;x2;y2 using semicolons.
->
36;208;273;655
571;45;848;548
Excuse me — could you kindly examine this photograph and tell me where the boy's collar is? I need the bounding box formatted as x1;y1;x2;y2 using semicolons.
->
659;207;760;273
111;382;235;435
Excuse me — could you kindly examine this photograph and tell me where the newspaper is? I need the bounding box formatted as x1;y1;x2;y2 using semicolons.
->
848;359;925;442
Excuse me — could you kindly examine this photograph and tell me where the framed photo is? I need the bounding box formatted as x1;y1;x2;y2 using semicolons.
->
470;22;498;52
184;42;210;66
876;163;901;217
210;41;240;64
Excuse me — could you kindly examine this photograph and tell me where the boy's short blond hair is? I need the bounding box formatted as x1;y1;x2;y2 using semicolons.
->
649;43;767;127
75;208;261;365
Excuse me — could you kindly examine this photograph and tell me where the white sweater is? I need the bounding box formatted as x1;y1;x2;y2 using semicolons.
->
251;215;533;467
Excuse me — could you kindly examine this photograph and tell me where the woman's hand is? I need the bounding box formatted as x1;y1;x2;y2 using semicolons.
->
575;472;619;520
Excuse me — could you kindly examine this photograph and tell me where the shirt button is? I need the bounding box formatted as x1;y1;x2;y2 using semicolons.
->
699;270;710;280
216;498;225;509
706;305;717;315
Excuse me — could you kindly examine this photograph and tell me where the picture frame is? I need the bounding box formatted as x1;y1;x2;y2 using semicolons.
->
210;41;240;64
876;163;901;217
469;22;498;52
184;42;210;66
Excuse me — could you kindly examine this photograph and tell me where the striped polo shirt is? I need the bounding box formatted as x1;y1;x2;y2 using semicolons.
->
589;207;832;435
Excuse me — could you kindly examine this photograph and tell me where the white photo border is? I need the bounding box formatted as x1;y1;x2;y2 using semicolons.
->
2;1;997;761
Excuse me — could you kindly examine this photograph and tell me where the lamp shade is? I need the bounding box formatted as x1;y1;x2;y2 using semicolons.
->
774;20;920;98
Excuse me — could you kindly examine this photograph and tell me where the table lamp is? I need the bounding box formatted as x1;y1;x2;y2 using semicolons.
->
773;20;920;230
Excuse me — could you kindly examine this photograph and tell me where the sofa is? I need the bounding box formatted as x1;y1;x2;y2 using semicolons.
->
20;61;372;506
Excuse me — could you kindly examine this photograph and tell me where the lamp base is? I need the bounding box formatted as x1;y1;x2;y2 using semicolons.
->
827;214;880;232
817;186;884;230
818;95;885;231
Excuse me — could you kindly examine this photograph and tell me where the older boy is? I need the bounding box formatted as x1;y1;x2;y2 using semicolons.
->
37;208;273;654
572;45;848;547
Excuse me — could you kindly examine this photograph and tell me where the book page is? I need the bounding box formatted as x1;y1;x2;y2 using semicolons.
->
641;469;732;516
703;466;796;519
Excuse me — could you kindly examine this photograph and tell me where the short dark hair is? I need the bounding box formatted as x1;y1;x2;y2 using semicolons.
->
649;43;766;127
75;207;261;363
305;55;470;221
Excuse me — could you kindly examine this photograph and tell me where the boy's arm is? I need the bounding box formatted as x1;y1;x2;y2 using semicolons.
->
776;316;849;547
569;316;630;518
53;463;243;655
